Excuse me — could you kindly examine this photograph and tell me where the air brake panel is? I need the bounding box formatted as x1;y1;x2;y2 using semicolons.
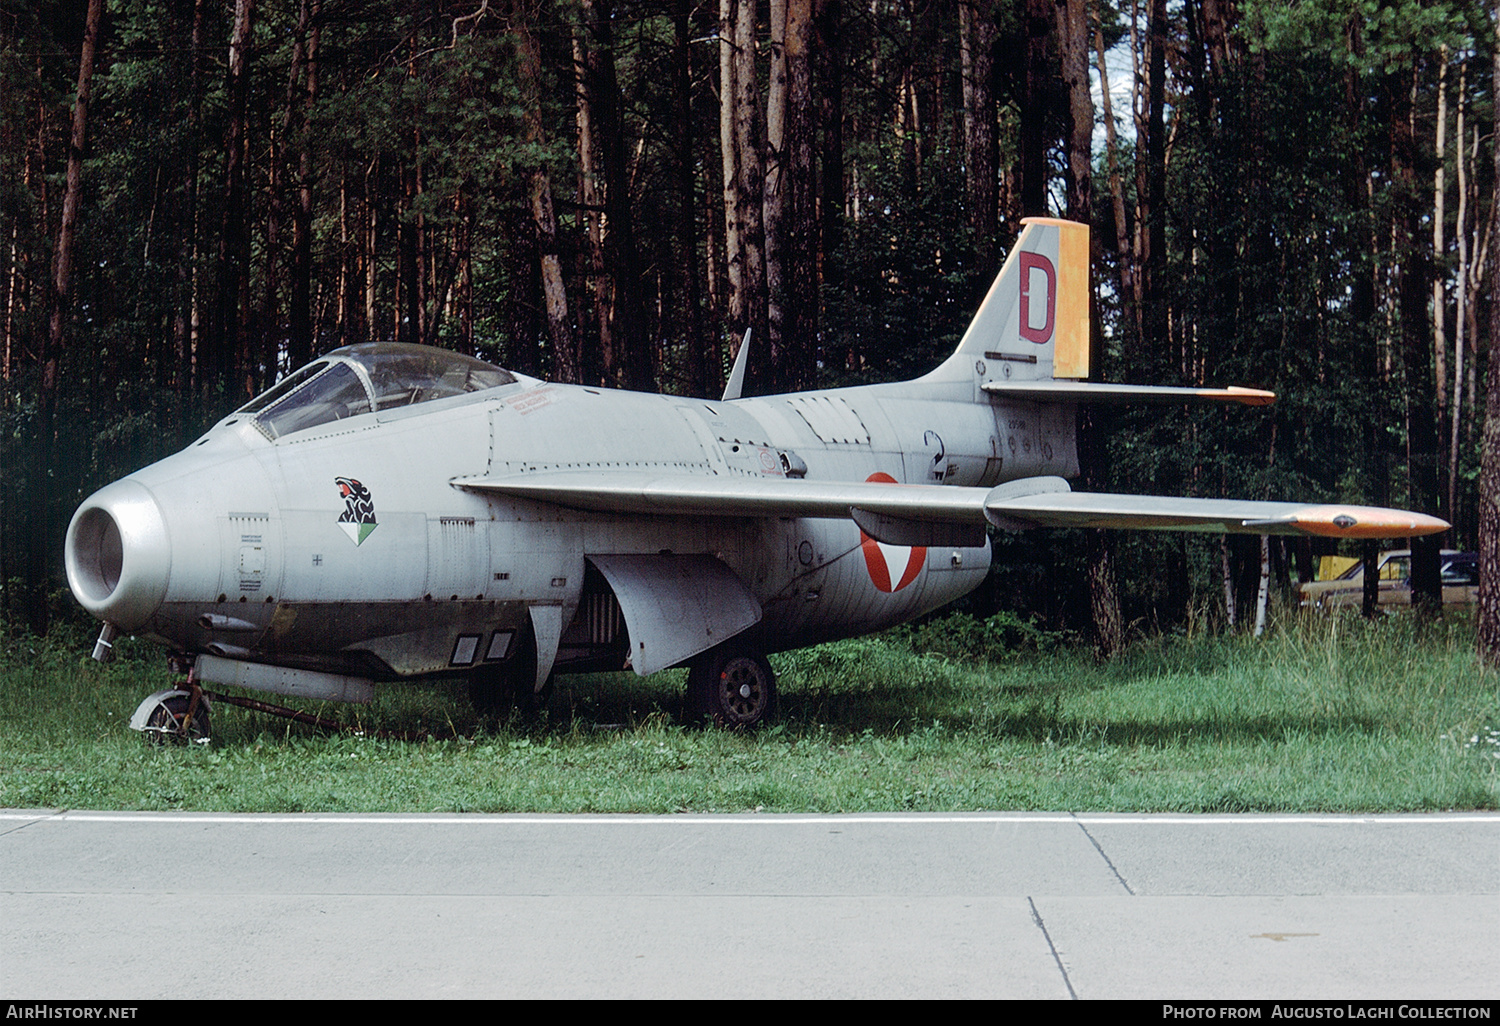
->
586;554;762;676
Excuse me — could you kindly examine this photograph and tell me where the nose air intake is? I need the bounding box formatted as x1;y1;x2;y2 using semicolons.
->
68;506;123;602
65;479;171;631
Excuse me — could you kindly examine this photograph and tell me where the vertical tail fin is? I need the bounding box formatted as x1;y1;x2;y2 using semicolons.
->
924;217;1090;387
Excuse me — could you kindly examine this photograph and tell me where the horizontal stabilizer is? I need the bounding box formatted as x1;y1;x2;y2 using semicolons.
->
983;381;1275;406
455;471;1447;542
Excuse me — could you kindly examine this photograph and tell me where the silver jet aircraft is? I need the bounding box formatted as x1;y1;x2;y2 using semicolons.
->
65;219;1447;737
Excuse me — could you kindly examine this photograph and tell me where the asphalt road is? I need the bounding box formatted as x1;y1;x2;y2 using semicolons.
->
1;809;1496;999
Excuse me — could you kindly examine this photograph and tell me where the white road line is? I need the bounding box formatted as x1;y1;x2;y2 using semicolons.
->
2;810;1498;825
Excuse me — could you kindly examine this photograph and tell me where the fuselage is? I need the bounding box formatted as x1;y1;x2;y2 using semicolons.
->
65;344;1078;688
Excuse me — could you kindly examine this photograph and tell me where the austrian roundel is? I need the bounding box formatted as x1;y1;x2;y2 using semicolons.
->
859;472;926;593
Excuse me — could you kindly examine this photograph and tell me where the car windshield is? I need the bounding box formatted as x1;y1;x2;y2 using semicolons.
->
1336;553;1412;581
241;344;514;440
1442;559;1479;585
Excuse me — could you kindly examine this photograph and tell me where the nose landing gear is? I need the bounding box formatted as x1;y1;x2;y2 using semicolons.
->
129;660;368;744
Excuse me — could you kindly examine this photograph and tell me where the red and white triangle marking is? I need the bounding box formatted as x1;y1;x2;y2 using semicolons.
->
858;472;925;593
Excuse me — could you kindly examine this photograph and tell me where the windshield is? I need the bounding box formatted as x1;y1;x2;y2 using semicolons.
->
240;361;328;414
251;362;372;440
241;344;515;441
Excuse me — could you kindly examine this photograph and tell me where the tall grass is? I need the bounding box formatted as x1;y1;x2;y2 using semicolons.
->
1;611;1495;813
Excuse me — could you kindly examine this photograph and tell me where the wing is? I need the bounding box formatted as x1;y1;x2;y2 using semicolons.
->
452;472;1448;543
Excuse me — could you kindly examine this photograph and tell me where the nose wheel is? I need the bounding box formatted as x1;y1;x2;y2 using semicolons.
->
130;687;212;744
687;646;776;729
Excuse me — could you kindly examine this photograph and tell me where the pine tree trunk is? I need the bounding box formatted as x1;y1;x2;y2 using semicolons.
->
1143;0;1168;354
1389;71;1445;618
1056;0;1123;657
816;0;843;320
1338;23;1388;620
577;1;650;390
1057;0;1091;221
574;30;607;384
719;0;742;336
1019;0;1051;217
173;0;205;409
960;1;998;290
514;0;576;382
765;0;789;385
673;0;707;398
1451;58;1471;521
1362;540;1379;618
1477;8;1500;666
288;0;319;370
214;0;254;398
765;0;816;393
31;0;103;634
721;0;766;388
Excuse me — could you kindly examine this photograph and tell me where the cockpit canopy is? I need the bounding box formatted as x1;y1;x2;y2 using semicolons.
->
239;343;515;440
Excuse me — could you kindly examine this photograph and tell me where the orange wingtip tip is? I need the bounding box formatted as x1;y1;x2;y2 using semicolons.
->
1294;506;1450;539
1222;386;1277;406
1019;216;1086;229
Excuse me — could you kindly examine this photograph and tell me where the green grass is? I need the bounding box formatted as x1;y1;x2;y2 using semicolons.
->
1;611;1496;813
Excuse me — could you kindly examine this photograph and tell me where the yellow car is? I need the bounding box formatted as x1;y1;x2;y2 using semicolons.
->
1298;549;1477;609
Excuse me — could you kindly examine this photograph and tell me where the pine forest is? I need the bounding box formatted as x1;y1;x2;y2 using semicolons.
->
4;0;1500;656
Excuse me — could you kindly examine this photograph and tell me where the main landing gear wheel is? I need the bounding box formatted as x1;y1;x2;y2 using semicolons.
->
131;689;212;745
468;665;524;720
687;647;776;729
469;621;548;723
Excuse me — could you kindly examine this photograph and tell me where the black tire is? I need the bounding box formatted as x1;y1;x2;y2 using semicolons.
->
469;620;543;722
687;647;776;729
468;666;521;719
143;693;211;744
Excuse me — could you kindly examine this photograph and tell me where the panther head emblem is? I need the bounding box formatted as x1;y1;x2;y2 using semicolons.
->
335;477;377;545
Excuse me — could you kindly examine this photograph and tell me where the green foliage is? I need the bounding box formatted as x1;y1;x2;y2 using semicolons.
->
897;610;1072;663
820;137;974;386
1239;0;1479;72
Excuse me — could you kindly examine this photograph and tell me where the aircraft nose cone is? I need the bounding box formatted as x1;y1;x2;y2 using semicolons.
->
65;479;171;632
